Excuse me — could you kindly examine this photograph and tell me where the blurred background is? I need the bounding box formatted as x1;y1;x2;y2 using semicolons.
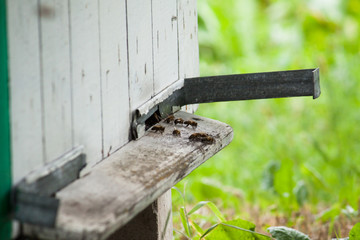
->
173;0;360;238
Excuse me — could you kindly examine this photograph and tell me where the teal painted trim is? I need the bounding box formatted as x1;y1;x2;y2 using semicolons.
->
0;0;12;239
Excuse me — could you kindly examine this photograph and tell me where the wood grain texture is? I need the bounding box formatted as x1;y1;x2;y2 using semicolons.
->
107;190;172;240
7;0;44;183
152;0;179;93
99;0;129;157
39;0;73;163
127;0;154;110
178;0;199;79
157;190;173;240
69;0;103;166
24;111;233;239
178;0;199;114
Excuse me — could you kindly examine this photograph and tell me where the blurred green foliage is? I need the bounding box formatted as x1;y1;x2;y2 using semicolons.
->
174;0;360;226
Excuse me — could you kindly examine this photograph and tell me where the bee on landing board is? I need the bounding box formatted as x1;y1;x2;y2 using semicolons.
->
174;118;184;125
164;115;175;123
172;129;181;137
188;133;215;144
201;136;215;144
184;120;197;129
189;132;208;140
151;125;165;134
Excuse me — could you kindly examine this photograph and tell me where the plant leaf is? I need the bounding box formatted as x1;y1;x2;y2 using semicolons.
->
267;226;311;240
191;220;205;235
200;223;219;239
202;219;271;240
349;222;360;240
293;180;308;206
301;164;329;190
172;186;185;202
262;160;280;190
188;201;210;215
188;201;226;222
224;219;256;231
180;207;191;237
220;222;271;239
206;201;226;222
173;228;191;240
316;204;341;222
274;159;295;199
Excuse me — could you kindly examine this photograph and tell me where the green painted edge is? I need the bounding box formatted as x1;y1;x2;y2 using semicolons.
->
0;0;12;239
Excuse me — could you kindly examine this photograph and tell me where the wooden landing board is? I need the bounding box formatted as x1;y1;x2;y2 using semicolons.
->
24;111;233;240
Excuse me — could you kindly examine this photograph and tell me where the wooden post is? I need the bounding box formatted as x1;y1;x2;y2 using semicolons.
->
108;190;172;240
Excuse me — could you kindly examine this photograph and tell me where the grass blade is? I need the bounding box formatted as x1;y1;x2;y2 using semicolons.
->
200;223;220;239
191;220;205;235
174;228;191;240
161;209;172;240
188;201;210;215
172;186;185;202
180;207;191;237
207;201;226;222
222;223;272;239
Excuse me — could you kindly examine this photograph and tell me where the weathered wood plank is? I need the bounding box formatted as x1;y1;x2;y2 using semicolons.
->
70;0;103;165
127;0;154;110
152;0;179;93
7;0;44;183
24;111;233;239
178;0;199;114
107;190;173;240
39;0;73;163
99;0;130;157
156;190;173;240
178;0;199;79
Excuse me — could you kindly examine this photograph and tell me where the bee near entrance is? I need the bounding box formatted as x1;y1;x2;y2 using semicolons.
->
145;110;162;131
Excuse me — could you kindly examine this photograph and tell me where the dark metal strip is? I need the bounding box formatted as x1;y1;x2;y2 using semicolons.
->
158;88;185;117
184;68;320;104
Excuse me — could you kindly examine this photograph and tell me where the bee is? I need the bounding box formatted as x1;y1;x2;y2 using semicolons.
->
201;136;215;144
151;125;165;134
188;132;208;141
165;115;175;123
184;120;197;129
188;133;215;144
154;112;161;122
172;129;181;137
174;118;184;125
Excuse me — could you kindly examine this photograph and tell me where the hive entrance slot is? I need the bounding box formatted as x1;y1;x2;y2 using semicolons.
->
145;110;162;131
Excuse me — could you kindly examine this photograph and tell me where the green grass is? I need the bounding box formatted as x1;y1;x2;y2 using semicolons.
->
174;0;360;235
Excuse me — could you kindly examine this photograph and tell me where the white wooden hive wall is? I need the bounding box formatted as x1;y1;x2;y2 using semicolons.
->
7;0;199;184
